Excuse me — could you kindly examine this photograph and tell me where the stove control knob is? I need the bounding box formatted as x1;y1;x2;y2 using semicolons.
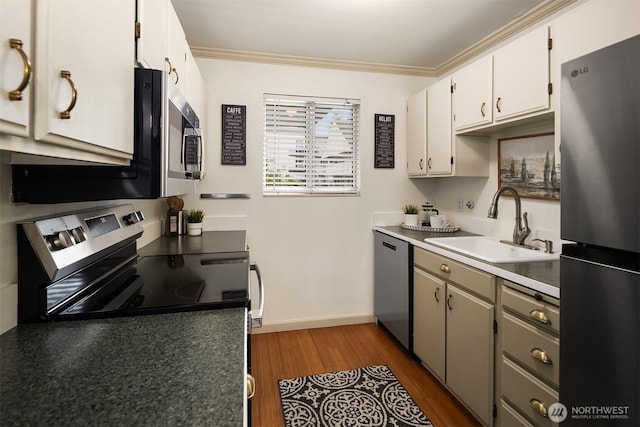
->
51;231;74;250
123;211;144;225
70;226;87;243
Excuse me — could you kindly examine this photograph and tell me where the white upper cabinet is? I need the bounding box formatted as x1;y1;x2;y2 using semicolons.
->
426;78;452;176
33;0;135;163
452;25;551;134
452;55;493;132
167;4;187;94
137;1;204;118
407;88;427;176
136;0;169;71
0;0;32;138
408;81;489;178
493;26;550;122
185;47;205;121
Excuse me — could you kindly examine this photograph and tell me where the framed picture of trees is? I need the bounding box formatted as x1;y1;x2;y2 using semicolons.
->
498;132;560;201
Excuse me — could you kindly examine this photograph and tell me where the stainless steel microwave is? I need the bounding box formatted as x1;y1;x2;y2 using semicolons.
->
11;68;203;203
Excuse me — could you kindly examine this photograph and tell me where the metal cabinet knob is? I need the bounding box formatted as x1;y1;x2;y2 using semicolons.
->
439;264;450;273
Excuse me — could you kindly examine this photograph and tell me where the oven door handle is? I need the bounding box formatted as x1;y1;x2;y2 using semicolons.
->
250;262;264;328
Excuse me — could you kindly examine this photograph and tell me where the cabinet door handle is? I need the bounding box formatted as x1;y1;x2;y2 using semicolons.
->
427;158;432;169
530;398;548;418
164;57;179;85
480;102;486;117
171;67;179;84
530;348;552;365
419;158;424;170
434;287;440;302
439;264;450;273
8;38;32;101
530;309;551;325
382;241;396;251
447;294;453;310
247;374;256;399
59;70;77;120
496;97;502;113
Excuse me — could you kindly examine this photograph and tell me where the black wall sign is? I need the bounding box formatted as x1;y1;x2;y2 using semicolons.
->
221;104;246;165
374;114;395;168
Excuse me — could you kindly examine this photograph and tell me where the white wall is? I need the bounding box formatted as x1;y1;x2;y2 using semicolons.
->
191;59;433;331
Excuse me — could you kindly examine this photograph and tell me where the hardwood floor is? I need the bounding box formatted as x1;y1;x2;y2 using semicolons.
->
251;322;481;426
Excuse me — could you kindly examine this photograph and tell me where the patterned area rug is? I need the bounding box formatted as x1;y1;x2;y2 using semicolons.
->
278;365;433;427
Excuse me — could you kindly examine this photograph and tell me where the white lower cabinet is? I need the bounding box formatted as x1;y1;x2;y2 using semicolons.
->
413;247;496;426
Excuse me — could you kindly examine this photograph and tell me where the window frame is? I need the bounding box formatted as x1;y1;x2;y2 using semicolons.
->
263;93;361;196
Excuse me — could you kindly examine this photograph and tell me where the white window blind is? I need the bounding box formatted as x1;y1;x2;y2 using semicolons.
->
263;94;360;195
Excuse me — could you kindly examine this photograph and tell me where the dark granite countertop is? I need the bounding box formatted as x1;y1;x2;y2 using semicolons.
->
138;230;247;257
0;309;247;426
374;226;560;298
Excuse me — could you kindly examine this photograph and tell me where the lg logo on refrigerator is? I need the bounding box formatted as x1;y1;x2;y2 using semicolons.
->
571;67;589;78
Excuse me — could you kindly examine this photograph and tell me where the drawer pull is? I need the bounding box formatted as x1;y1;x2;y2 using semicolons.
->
530;309;551;325
439;264;450;273
530;348;552;365
434;287;440;302
247;374;256;399
530;398;548;418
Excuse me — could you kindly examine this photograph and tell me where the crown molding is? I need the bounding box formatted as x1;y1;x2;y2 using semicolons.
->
437;0;578;76
191;0;577;77
190;46;437;77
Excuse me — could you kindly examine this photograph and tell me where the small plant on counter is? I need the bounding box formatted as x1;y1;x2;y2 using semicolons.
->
403;204;419;214
185;209;205;223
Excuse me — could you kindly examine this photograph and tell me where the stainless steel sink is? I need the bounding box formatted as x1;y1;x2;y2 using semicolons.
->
423;236;559;263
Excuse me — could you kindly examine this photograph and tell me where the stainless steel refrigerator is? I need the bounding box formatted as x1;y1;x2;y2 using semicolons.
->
560;34;640;426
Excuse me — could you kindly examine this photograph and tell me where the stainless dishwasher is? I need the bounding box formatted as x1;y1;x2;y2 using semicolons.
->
373;231;411;351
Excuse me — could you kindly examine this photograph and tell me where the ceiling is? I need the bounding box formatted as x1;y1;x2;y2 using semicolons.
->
172;0;553;73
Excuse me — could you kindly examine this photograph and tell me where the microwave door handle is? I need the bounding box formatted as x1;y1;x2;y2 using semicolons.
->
181;134;185;166
198;134;203;173
250;262;264;328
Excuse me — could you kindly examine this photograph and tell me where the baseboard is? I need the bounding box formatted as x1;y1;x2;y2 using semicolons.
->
252;314;375;334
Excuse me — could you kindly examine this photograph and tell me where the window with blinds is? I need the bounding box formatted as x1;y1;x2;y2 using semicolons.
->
263;94;360;195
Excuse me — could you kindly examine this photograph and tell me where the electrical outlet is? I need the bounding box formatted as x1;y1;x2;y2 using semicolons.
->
457;197;464;212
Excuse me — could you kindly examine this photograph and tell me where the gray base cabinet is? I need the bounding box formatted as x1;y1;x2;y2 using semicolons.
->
413;246;496;426
413;268;445;381
499;280;560;427
447;284;495;424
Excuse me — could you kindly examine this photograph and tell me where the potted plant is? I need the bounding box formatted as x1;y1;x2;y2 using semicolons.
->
185;209;205;236
403;204;419;226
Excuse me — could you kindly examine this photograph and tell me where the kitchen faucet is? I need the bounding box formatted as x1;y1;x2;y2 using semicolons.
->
487;186;531;246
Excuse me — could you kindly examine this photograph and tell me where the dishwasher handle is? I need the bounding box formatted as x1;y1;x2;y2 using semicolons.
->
250;262;264;328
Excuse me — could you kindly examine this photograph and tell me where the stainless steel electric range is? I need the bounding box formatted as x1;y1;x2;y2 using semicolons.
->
16;204;263;326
